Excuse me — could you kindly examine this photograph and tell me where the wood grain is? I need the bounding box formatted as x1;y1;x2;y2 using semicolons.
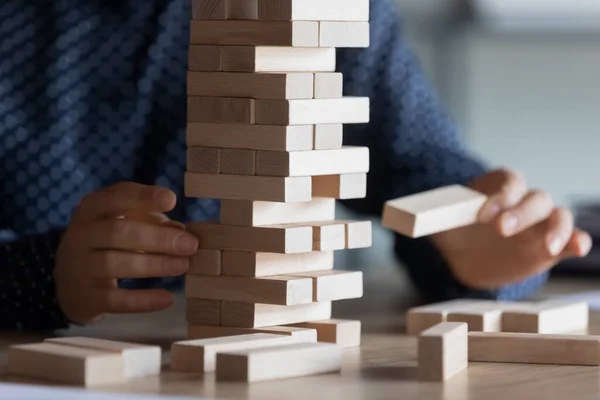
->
188;45;222;71
222;46;336;72
185;298;221;326
255;97;369;125
312;173;367;199
220;149;256;175
219;198;335;226
257;0;369;21
187;97;255;124
221;250;334;277
220;300;332;328
187;147;220;174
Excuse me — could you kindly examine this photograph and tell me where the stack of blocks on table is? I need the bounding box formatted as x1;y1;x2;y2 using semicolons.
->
181;0;370;382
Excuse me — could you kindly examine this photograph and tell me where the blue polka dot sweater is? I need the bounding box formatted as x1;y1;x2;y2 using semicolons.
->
0;0;548;331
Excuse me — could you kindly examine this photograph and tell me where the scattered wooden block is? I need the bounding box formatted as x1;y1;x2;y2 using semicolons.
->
314;73;343;99
216;342;342;382
185;173;312;202
191;0;258;20
291;270;363;302
290;319;361;348
319;22;370;48
189;249;222;276
187;147;220;174
418;322;468;381
469;332;600;365
186;298;221;325
257;0;369;21
312;173;367;199
188;325;317;342
190;21;319;47
314;124;343;150
344;220;372;249
221;250;334;277
220;149;256;175
186;221;313;253
222;46;336;72
189;45;222;71
220;300;332;328
186;274;313;305
502;301;589;334
382;185;488;238
8;342;125;386
255;146;369;177
187;97;255;124
186;123;314;151
44;337;161;379
311;221;346;251
171;333;307;373
406;299;498;335
187;71;314;99
447;309;504;332
255;97;369;125
220;198;336;226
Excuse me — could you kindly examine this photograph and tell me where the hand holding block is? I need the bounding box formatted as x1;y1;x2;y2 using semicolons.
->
382;185;487;238
258;0;369;21
290;319;361;348
222;46;336;72
220;300;332;328
501;300;589;334
188;325;317;342
418;322;468;381
221;250;334;277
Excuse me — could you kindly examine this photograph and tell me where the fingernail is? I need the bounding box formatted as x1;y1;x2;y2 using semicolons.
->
501;213;518;235
547;236;563;256
169;258;189;275
578;235;593;256
174;234;198;254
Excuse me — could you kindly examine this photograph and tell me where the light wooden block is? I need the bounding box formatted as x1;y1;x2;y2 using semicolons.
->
222;250;334;277
186;298;221;325
418;322;468;381
189;45;222;71
186;123;314;151
44;337;160;379
502;301;589;334
8;342;125;386
256;146;369;177
314;73;343;99
216;342;342;382
255;97;369;125
258;0;369;21
291;270;363;302
191;0;258;20
187;71;314;99
189;249;222;276
185;274;313;306
222;46;336;72
382;185;488;238
312;173;367;199
469;332;600;365
188;325;317;342
185;173;311;202
171;333;307;373
187;97;255;124
190;21;318;47
344;220;372;249
220;198;335;226
187;221;313;253
447;309;504;332
319;22;370;48
220;149;256;175
187;147;220;174
314;124;343;149
220;300;332;328
312;221;346;251
290;319;361;348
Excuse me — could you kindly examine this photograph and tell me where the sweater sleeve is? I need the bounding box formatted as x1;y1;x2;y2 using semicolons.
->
336;0;548;301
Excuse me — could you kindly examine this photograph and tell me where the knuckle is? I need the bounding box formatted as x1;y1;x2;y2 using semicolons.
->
147;255;168;275
106;220;130;244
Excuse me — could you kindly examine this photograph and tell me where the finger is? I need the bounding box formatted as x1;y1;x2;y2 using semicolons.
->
476;169;528;223
100;289;174;314
543;208;575;257
124;211;186;230
558;229;593;259
496;190;554;237
86;219;199;256
88;250;189;279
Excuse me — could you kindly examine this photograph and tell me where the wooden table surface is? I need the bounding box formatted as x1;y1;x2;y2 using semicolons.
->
2;265;600;400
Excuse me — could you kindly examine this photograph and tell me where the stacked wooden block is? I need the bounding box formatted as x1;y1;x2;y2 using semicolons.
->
183;0;371;363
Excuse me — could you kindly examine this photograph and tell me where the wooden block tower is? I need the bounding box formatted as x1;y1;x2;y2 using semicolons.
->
184;0;371;349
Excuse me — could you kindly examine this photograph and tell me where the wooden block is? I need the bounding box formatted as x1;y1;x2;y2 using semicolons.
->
186;123;313;151
192;0;225;19
188;325;318;342
418;322;468;381
226;0;258;19
382;185;488;238
312;173;366;199
216;342;342;382
312;221;346;251
290;319;361;348
220;149;256;175
344;220;372;249
187;97;255;124
220;198;335;226
222;46;336;72
314;73;343;99
187;71;314;99
255;97;369;125
258;0;369;21
314;124;343;150
189;45;222;71
222;250;334;277
502;301;589;334
187;221;313;253
191;0;258;20
171;333;307;373
291;270;363;302
187;147;220;174
447;309;504;332
189;249;222;275
469;332;600;365
186;298;221;325
256;146;369;177
8;342;125;386
185;173;311;202
186;274;313;305
319;22;370;48
220;300;332;328
44;337;160;379
190;21;318;47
